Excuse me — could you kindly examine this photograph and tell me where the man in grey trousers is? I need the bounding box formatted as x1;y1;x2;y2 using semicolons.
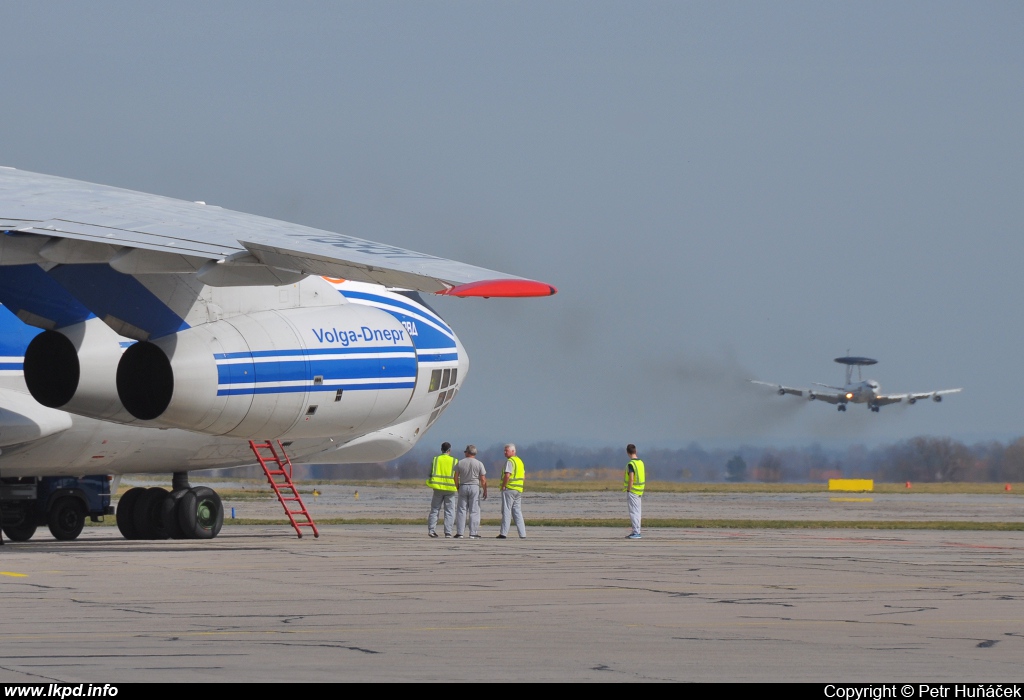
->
453;445;487;539
497;443;526;539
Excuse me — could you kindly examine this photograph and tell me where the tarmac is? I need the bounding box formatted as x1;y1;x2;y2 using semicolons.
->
1;503;1022;682
189;481;1024;522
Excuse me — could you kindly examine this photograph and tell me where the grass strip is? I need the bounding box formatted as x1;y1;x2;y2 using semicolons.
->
219;517;1024;531
118;481;1023;496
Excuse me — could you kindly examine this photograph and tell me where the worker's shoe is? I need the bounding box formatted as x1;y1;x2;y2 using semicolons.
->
469;535;482;539
453;534;464;539
495;534;507;539
444;533;452;538
428;531;438;538
626;533;642;539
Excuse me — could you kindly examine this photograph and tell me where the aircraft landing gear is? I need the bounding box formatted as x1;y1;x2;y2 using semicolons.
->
116;473;224;541
837;404;847;412
870;405;880;413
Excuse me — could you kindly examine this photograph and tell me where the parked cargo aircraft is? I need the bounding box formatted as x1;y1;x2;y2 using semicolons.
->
751;356;961;412
0;167;555;541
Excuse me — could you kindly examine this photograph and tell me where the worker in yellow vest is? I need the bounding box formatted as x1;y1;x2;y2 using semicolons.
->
427;442;458;538
624;443;645;539
497;443;526;539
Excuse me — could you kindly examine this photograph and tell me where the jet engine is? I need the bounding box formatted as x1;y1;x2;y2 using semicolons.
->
115;305;418;439
933;394;942;403
23;318;137;423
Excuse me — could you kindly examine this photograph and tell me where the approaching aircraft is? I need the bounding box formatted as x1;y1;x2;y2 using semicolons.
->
0;167;555;541
751;356;962;412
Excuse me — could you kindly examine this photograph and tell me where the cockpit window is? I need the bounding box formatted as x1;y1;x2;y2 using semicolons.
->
429;369;442;392
441;368;451;389
450;368;457;386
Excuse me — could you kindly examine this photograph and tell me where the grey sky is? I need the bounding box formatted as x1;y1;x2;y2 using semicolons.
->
1;2;1022;448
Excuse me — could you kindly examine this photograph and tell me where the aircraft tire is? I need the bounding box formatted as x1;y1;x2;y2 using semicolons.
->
2;521;38;542
177;487;224;540
48;497;85;541
116;486;146;539
133;487;170;540
160;488;190;539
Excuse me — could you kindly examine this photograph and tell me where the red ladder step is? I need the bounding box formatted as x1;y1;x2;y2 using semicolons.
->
248;440;320;539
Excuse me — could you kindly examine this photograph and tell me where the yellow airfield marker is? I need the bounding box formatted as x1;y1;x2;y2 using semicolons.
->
1;572;28;578
828;479;874;492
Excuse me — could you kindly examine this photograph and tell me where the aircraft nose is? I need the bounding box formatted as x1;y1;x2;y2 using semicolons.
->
454;332;470;388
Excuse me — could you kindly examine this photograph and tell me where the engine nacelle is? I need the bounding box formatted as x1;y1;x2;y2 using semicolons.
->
23;318;137;423
932;394;942;403
116;305;418;439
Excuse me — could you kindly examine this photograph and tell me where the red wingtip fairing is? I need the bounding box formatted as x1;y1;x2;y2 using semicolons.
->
438;279;558;298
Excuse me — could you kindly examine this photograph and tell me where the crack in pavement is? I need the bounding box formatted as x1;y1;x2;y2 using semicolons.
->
0;665;64;683
255;641;380;654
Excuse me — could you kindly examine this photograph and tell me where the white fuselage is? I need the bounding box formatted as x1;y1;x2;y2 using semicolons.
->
0;280;468;478
839;380;881;404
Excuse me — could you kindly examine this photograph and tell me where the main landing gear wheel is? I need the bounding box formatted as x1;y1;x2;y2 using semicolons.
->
2;521;38;542
116;482;225;540
48;497;86;540
133;487;171;540
116;486;146;539
177;487;224;540
160;489;190;540
837;404;847;412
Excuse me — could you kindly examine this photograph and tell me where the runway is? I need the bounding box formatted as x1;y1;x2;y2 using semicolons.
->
169;480;1024;523
1;523;1022;682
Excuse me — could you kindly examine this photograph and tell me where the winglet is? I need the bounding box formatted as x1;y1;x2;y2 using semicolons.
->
438;279;558;298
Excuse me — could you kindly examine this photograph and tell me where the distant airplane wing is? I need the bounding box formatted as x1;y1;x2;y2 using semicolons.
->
0;167;557;297
807;390;844;404
750;380;807;397
907;388;963;404
873;394;905;406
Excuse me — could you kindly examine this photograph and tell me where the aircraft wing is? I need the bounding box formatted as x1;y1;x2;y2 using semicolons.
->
807;390;844;404
0;167;557;297
873;394;905;406
907;388;963;403
750;380;807;397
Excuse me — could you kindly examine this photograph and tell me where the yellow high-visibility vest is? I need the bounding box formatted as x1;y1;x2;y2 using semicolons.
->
426;454;458;492
504;456;525;493
624;459;645;496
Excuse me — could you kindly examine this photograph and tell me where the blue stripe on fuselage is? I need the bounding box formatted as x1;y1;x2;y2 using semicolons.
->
217;381;417;396
215;357;417;384
338;290;457;353
214;347;417;396
417;352;459;363
214;346;414;359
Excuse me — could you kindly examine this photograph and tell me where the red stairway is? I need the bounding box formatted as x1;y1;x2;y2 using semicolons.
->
249;440;320;539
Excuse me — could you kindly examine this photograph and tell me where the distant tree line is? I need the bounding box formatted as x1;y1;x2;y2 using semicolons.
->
210;436;1024;483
